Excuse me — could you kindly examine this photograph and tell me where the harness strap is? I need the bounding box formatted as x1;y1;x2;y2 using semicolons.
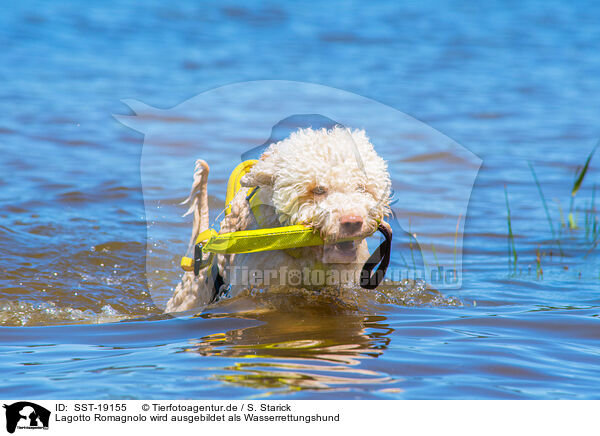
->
359;222;393;289
207;258;226;303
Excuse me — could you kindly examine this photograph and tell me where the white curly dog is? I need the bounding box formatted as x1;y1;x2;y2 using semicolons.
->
167;126;391;312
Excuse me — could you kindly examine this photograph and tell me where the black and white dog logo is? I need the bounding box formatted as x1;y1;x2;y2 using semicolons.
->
3;402;50;434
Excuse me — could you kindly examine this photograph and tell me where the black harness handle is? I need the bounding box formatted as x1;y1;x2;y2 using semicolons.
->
360;222;392;289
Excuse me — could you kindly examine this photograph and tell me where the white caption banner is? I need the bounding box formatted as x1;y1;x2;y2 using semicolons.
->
0;400;596;435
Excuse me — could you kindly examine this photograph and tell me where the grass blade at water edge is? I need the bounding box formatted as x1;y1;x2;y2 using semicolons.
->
528;162;563;256
572;141;598;197
504;185;518;273
569;141;598;229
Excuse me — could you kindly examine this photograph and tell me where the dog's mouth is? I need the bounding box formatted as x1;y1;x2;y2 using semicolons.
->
334;240;355;252
322;239;358;263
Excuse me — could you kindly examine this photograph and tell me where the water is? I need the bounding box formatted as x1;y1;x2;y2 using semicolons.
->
1;0;600;399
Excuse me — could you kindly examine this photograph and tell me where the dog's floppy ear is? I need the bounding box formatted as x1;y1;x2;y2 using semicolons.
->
241;148;280;187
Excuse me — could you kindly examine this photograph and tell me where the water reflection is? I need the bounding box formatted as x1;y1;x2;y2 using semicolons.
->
184;290;398;392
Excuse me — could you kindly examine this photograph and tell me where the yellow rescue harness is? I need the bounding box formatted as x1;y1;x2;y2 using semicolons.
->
180;160;392;296
181;160;331;266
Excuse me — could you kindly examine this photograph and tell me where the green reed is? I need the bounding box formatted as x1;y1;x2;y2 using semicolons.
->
535;246;543;278
510;142;599;277
569;142;598;230
529;162;563;256
504;185;518;272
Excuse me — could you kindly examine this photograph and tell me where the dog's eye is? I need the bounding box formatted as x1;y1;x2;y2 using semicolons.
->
356;184;366;193
312;186;328;195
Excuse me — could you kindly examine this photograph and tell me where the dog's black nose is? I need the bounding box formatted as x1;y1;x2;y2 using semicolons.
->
340;215;363;235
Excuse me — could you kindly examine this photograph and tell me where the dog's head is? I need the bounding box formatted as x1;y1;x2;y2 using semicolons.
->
241;126;391;263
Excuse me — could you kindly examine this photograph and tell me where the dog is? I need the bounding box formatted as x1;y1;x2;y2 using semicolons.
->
166;126;391;313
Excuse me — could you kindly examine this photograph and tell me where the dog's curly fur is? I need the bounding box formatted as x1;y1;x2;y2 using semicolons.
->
166;126;391;313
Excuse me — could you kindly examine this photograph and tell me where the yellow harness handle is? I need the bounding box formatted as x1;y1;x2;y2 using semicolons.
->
181;225;336;271
225;160;257;215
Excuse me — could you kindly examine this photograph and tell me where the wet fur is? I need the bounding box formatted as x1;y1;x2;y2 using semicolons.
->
166;126;391;313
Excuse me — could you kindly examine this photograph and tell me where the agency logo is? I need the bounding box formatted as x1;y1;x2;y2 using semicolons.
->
3;402;50;434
